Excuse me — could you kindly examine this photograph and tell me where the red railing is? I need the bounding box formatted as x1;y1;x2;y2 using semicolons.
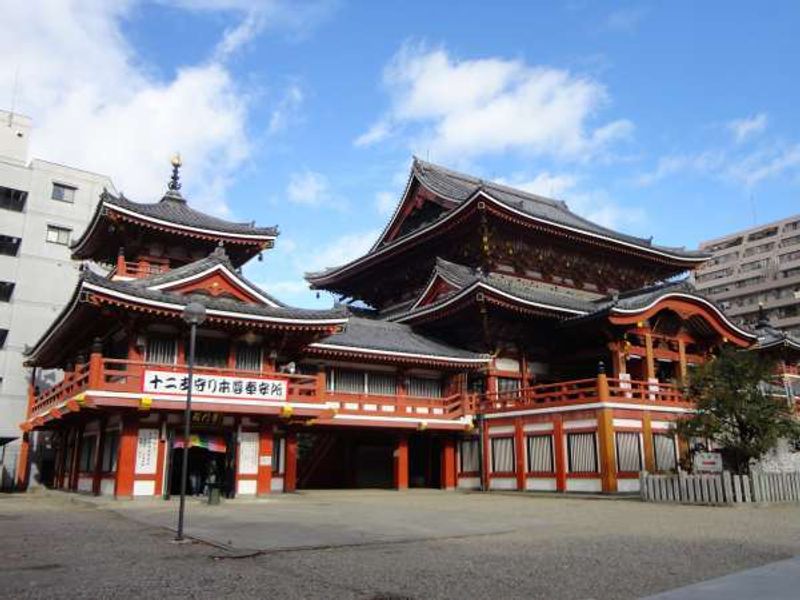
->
323;390;479;418
111;261;170;280
30;358;321;418
481;376;693;413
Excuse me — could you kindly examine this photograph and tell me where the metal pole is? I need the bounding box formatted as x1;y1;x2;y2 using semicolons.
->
175;322;197;541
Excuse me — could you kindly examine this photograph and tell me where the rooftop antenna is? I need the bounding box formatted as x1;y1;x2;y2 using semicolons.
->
8;65;20;126
749;192;757;225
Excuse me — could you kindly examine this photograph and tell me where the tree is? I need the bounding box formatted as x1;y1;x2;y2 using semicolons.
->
676;347;800;475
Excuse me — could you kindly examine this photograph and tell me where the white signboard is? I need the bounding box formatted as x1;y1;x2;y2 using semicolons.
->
693;451;723;473
238;432;259;475
143;370;287;402
135;428;159;475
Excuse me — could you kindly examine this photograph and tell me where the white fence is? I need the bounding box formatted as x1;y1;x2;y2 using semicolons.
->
640;470;800;505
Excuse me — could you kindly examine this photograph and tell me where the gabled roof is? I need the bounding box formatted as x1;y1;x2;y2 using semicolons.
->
26;260;348;367
394;258;596;323
72;189;278;260
751;313;800;353
564;279;757;345
307;158;708;288
126;245;284;308
308;315;489;367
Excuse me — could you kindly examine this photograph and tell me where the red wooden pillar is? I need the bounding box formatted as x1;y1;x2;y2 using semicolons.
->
257;425;273;496
440;437;456;490
597;372;618;493
553;416;567;492
480;418;490;490
514;418;526;491
284;431;298;492
115;415;138;499
393;434;409;490
14;432;31;491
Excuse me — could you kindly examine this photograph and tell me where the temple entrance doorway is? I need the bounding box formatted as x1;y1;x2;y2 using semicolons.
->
297;431;395;489
166;431;235;498
409;433;441;488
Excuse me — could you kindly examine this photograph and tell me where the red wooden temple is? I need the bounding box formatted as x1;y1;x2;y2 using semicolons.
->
15;157;794;498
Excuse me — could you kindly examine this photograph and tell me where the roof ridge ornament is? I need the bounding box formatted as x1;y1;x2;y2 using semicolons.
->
163;153;186;202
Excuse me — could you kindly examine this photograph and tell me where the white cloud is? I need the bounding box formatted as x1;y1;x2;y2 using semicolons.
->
603;7;648;32
356;42;632;162
375;191;397;215
727;113;768;143
305;229;381;272
286;170;330;205
498;172;643;230
637;142;800;189
499;172;578;198
0;1;326;216
268;84;304;134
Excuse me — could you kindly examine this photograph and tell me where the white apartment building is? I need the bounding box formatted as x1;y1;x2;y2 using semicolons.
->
0;110;115;488
695;215;800;338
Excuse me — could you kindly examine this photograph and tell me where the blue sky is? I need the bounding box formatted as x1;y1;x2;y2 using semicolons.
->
3;1;800;307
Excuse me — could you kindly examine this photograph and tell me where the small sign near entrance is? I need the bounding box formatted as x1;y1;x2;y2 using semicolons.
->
693;451;723;473
143;369;287;402
192;412;224;426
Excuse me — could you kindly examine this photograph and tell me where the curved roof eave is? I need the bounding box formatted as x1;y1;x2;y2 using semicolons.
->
307;185;708;287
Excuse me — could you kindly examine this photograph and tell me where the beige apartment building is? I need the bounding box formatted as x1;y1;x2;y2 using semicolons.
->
0;110;115;488
695;215;800;337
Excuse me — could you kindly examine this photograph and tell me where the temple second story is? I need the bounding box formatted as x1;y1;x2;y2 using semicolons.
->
71;156;277;276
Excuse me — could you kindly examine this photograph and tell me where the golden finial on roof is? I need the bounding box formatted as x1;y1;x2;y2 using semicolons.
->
168;153;182;193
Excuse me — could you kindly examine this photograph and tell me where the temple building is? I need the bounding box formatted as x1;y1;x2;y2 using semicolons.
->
16;157;789;498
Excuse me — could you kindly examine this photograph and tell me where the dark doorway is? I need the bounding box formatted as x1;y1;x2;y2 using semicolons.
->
297;431;394;489
409;434;441;488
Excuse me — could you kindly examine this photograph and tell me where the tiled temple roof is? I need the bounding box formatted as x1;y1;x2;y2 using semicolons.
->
310;315;489;365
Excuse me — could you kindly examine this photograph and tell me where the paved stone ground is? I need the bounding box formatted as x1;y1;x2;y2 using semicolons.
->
1;490;799;599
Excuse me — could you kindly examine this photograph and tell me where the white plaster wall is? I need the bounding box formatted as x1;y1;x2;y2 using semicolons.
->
489;477;516;490
566;478;602;493
525;477;557;491
100;478;116;496
270;476;284;492
133;480;156;496
457;476;480;490
76;476;93;493
617;479;641;493
237;479;257;495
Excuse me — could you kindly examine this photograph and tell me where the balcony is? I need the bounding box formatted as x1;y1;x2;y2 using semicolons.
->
110;259;170;280
481;375;693;414
26;356;479;430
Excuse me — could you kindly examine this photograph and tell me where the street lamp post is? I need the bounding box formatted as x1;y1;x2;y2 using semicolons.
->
175;301;206;542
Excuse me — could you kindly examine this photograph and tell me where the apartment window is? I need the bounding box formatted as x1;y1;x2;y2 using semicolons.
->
0;281;14;302
234;343;261;372
45;225;71;246
407;376;442;398
779;250;800;264
696;267;733;283
784;220;800;233
527;435;554;473
781;234;800;248
145;336;177;364
459;439;480;473
491;437;515;473
0;235;21;256
51;182;77;203
0;329;7;348
740;259;769;273
705;236;742;252
101;430;120;472
653;434;677;471
615;432;642;472
748;226;778;241
567;432;598;473
0;185;27;212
